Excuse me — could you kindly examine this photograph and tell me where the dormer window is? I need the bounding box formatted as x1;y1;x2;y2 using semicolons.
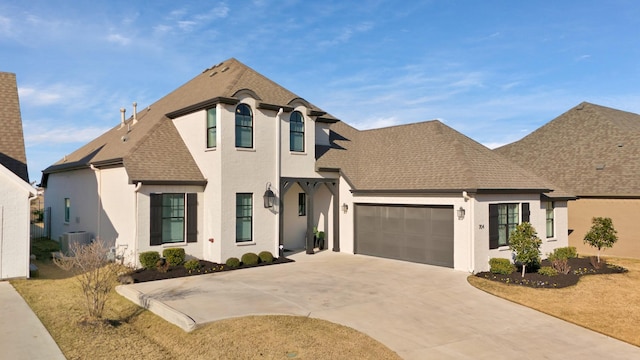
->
235;104;253;148
290;111;304;152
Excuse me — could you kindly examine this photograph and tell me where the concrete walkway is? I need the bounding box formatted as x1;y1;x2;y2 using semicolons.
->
118;251;640;359
0;281;66;359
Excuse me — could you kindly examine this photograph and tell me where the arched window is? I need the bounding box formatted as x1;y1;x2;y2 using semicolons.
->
235;104;253;148
290;111;304;152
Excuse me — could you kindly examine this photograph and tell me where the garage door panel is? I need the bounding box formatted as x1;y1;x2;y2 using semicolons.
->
355;204;454;268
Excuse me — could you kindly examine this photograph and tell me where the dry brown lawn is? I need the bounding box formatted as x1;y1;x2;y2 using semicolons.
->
12;261;400;360
468;256;640;347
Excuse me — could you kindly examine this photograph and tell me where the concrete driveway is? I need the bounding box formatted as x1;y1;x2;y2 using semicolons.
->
117;251;640;359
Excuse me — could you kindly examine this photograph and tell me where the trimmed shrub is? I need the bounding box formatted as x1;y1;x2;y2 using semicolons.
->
139;251;161;269
163;248;186;266
258;251;274;263
538;266;559;277
184;259;201;271
548;247;576;274
226;257;240;268
489;258;516;275
241;252;259;266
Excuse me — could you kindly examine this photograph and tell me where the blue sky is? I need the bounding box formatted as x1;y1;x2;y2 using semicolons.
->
1;1;639;183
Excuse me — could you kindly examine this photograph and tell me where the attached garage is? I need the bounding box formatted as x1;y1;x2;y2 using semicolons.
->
354;204;454;267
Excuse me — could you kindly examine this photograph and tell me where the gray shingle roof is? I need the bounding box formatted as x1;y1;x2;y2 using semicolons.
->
0;72;29;183
317;120;571;197
42;58;336;184
495;102;640;197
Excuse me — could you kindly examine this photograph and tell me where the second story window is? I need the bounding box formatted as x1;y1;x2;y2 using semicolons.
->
207;108;216;148
290;111;304;152
235;104;253;148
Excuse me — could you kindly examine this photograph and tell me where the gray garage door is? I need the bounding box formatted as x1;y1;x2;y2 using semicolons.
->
354;204;454;268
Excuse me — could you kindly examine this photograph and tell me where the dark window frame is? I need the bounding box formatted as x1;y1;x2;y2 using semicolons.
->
489;202;529;249
150;193;197;246
235;104;253;148
206;107;216;148
236;193;253;243
64;198;70;223
290;111;305;152
546;201;555;238
298;193;306;216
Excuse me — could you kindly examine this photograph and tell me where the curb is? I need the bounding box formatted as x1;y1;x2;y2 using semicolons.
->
115;285;197;332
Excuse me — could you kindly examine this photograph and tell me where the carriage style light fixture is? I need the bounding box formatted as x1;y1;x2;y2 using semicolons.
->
457;206;466;220
341;203;349;214
263;183;275;208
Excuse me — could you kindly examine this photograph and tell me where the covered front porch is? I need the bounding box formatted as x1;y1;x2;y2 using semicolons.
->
279;177;339;256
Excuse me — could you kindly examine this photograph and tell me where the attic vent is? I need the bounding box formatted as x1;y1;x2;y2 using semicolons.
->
221;66;230;72
596;164;605;170
209;71;217;77
617;143;623;147
576;105;584;110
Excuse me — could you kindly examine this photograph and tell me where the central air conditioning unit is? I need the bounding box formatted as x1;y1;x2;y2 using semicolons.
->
60;231;93;255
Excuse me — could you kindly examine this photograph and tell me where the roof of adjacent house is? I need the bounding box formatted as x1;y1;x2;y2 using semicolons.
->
495;102;640;197
0;72;29;183
317;120;573;198
42;58;337;185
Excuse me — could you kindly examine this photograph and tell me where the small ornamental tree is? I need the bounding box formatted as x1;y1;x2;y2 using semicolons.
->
509;222;542;277
584;217;618;263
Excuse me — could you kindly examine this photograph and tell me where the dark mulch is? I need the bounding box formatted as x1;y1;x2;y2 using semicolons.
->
475;257;627;289
122;257;294;284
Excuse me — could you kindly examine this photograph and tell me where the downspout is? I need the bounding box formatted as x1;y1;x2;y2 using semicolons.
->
133;182;142;266
463;191;474;273
90;164;101;241
27;191;38;277
275;108;283;257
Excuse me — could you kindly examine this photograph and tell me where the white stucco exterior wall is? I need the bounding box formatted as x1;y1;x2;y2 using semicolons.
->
0;166;35;279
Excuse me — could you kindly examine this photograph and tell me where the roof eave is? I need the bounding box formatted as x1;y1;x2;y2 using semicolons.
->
166;97;239;119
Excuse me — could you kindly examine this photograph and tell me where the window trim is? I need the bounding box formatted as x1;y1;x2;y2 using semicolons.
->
64;198;70;223
545;201;555;238
290;111;305;152
298;193;306;216
235;104;253;148
206;107;216;148
489;202;529;249
150;193;197;246
236;193;253;243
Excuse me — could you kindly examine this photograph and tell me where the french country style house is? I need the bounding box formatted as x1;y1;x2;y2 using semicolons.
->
42;58;572;272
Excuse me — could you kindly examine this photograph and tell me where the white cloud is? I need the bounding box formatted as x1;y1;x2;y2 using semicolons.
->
18;84;89;107
319;22;374;47
354;116;401;130
0;15;11;36
482;141;508;149
106;33;131;45
24;125;111;145
178;20;197;31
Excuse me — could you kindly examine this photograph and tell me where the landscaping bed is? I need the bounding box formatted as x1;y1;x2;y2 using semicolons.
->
125;256;294;283
475;257;627;288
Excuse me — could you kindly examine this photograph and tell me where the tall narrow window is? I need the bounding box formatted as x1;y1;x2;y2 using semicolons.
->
161;194;185;243
64;198;70;223
235;104;253;148
298;193;306;216
206;108;216;148
546;202;555;238
290;111;305;152
236;193;253;242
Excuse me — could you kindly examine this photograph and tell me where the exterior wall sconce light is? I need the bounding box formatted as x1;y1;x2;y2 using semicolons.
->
263;183;275;208
341;203;349;213
457;206;466;220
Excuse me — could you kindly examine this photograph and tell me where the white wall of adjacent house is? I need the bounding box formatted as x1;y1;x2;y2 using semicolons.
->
0;168;34;279
473;193;569;273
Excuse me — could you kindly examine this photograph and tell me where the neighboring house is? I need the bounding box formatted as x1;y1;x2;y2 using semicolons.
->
496;102;640;258
0;72;37;279
42;58;571;272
